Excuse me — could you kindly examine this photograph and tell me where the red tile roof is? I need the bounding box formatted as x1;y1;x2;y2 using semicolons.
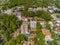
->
42;29;51;35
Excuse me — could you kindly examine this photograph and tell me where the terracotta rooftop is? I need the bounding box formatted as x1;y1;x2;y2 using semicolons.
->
42;29;51;36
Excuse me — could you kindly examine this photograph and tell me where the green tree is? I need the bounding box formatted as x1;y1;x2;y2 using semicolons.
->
35;10;52;21
4;34;28;45
36;22;45;45
4;39;16;45
0;14;22;45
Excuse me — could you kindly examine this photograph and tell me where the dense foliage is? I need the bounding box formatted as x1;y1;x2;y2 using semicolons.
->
3;0;50;8
0;0;60;45
22;10;52;21
4;34;28;45
0;14;22;45
36;22;45;45
35;10;52;21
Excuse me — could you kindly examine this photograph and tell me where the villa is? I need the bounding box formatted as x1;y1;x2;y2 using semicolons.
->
30;19;37;31
42;28;54;42
4;9;13;15
16;12;22;20
40;20;46;28
21;22;29;34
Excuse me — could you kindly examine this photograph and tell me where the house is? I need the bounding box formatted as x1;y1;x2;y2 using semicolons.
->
21;22;29;34
42;7;48;12
4;9;13;15
42;28;54;42
49;21;56;30
49;20;60;31
42;28;51;36
40;20;46;28
22;16;28;22
56;21;60;26
28;8;33;11
48;6;52;9
51;13;60;21
54;29;60;36
30;20;37;31
28;7;47;12
52;14;56;20
48;10;54;13
17;5;24;10
48;6;58;13
16;12;22;20
33;8;37;12
54;26;60;35
36;7;42;11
